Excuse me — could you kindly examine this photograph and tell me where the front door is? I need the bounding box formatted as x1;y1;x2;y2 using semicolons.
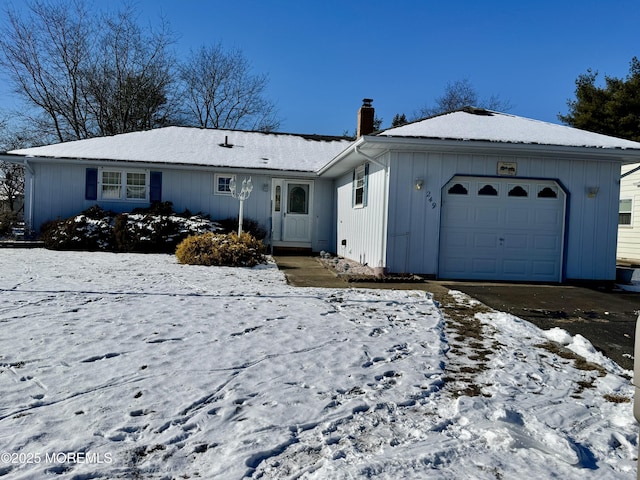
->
272;179;313;245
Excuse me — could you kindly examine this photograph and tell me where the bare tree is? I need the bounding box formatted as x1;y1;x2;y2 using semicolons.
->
0;0;92;142
0;162;24;213
0;0;176;143
179;44;280;132
83;5;176;136
417;79;513;118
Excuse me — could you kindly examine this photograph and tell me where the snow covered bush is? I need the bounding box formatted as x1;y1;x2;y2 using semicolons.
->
40;206;116;250
113;211;220;253
40;204;221;253
175;232;267;267
0;211;19;238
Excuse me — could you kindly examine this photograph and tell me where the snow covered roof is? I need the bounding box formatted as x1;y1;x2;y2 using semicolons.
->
8;126;352;173
378;108;640;150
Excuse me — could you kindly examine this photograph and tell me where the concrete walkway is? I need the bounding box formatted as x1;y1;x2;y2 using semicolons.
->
272;256;640;371
272;255;347;288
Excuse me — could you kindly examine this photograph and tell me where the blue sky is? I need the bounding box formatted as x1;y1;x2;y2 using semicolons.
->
2;0;640;136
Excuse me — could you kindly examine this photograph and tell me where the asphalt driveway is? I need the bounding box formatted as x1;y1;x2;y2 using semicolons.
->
439;282;640;372
274;256;640;371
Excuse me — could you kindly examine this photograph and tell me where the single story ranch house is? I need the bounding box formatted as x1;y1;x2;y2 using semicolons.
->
4;100;640;283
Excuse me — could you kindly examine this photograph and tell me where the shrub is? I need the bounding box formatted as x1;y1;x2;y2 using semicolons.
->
217;217;268;240
40;206;116;251
0;212;18;237
40;204;221;253
176;232;267;267
113;212;220;253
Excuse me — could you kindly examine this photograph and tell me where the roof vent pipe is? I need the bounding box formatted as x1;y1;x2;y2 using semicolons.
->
357;98;375;137
219;135;233;148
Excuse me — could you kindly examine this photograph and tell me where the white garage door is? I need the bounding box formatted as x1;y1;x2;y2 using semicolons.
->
439;176;566;282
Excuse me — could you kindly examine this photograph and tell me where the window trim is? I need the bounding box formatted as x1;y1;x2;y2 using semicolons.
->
99;168;149;202
214;173;236;196
352;163;369;208
619;198;633;226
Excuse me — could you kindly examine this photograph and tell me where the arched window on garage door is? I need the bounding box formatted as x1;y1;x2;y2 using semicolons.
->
538;186;558;198
478;184;498;196
508;185;528;197
448;183;469;195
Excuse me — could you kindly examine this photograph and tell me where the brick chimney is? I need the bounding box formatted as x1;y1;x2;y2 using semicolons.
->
357;98;375;137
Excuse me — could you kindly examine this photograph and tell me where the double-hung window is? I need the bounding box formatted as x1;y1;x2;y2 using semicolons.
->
100;169;148;201
619;199;633;226
101;171;122;199
353;164;369;208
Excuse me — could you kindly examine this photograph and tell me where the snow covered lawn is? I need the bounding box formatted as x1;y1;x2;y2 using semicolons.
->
0;250;636;479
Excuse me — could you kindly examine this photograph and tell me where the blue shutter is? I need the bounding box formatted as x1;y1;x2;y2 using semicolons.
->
149;171;162;203
363;163;369;207
85;168;98;200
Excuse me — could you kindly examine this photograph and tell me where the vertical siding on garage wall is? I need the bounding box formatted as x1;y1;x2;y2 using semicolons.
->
386;150;622;280
386;151;442;274
617;164;640;263
335;159;388;268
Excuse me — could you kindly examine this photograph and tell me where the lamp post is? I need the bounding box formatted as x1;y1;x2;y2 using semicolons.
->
229;176;253;236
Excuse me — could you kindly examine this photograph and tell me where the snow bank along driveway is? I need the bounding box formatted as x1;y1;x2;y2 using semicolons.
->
0;250;636;479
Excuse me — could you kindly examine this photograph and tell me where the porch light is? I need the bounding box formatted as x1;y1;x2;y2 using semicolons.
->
415;179;424;190
587;186;599;198
229;176;253;235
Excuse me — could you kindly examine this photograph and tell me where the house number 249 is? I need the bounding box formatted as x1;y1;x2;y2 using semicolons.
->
425;191;437;209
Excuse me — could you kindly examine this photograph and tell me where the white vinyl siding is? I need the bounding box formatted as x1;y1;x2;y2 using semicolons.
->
617;163;640;263
337;160;387;268
619;199;632;226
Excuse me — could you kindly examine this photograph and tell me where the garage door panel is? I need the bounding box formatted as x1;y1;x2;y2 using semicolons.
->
505;208;531;225
439;176;565;282
474;207;500;224
533;234;559;250
441;257;468;274
474;232;498;248
441;230;471;248
532;261;557;276
503;259;528;275
535;208;562;225
441;206;472;226
504;234;528;249
472;258;498;274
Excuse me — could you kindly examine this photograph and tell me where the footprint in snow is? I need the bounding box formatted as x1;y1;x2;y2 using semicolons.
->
81;352;120;363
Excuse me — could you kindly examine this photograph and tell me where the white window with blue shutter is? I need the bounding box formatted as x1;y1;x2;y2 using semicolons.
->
353;163;369;208
86;168;161;202
149;172;162;203
85;168;98;200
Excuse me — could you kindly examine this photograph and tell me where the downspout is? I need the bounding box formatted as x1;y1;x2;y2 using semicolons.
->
354;144;389;275
22;159;34;235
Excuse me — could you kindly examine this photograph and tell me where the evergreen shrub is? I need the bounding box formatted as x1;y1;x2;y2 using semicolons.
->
40;203;221;253
217;217;267;240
